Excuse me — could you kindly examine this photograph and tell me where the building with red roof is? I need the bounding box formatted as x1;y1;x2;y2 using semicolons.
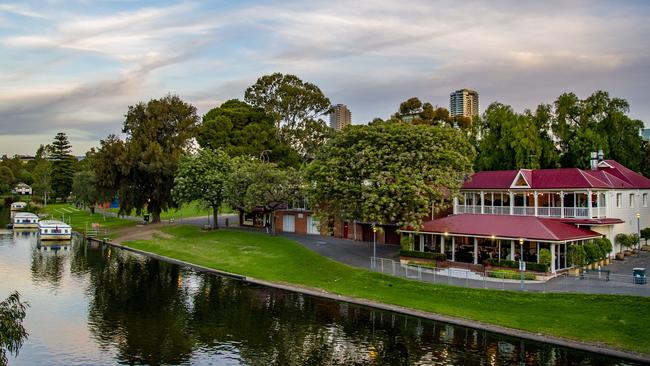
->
402;157;650;273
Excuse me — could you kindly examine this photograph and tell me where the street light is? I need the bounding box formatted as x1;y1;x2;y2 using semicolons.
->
372;223;378;269
637;213;641;256
519;238;525;290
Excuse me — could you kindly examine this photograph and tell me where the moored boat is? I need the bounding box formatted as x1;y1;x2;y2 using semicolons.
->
38;220;72;241
10;202;27;211
12;212;39;228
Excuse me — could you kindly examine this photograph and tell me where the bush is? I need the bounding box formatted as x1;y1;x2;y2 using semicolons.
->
400;235;413;251
641;228;650;245
400;250;446;261
595;238;612;258
487;269;536;281
583;243;600;264
486;259;518;268
525;262;548;273
538;249;551;271
615;233;631;252
568;244;586;266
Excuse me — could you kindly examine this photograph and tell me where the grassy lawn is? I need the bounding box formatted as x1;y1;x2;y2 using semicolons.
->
108;201;233;220
125;226;650;355
40;203;135;234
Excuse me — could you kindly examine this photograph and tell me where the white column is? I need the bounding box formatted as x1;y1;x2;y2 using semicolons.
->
473;237;478;264
536;242;540;263
498;240;501;261
510;240;515;260
419;235;425;252
440;235;445;254
560;191;564;218
550;243;556;273
534;191;538;216
509;191;514;215
453;196;458;214
480;191;485;214
451;237;456;262
587;189;592;218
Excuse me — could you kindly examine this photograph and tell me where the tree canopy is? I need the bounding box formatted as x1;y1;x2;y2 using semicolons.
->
71;170;100;214
306;122;475;229
49;132;76;201
196;99;300;168
0;291;29;366
173;149;232;228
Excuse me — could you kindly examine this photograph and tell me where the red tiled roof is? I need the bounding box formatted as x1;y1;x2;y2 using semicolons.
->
420;214;602;242
462;160;650;190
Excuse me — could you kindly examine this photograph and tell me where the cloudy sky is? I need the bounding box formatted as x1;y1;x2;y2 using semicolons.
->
1;0;649;155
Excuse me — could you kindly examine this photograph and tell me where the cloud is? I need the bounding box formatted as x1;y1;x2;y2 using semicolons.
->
1;0;649;155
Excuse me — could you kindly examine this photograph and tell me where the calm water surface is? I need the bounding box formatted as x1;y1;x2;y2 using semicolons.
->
0;206;642;365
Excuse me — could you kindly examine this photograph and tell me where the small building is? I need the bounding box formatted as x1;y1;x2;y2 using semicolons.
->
274;209;322;235
12;183;32;195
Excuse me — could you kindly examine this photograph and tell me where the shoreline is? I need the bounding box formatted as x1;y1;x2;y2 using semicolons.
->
89;236;650;364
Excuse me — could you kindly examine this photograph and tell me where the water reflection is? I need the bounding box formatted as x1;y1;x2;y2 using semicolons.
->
0;226;642;365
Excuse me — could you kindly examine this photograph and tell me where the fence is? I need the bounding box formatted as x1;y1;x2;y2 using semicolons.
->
370;257;650;296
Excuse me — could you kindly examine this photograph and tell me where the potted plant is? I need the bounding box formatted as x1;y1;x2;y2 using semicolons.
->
641;227;650;250
597;237;613;265
567;244;585;275
538;248;551;273
615;233;628;260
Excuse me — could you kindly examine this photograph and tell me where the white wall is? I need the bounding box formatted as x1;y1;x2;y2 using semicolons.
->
605;189;650;252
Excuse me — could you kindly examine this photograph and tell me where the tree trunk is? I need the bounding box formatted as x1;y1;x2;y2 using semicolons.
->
213;205;219;229
152;212;161;223
90;206;95;214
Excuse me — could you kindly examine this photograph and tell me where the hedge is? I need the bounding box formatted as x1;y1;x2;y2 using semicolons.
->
400;250;446;261
486;259;548;273
487;269;536;281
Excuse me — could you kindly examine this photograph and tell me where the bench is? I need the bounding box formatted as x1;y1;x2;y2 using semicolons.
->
580;269;610;281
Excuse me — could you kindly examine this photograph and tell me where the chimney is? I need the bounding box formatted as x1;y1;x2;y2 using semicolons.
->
590;152;598;170
597;149;604;162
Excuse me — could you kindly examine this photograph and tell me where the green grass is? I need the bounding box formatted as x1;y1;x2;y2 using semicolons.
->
125;226;650;355
108;201;233;220
40;203;135;234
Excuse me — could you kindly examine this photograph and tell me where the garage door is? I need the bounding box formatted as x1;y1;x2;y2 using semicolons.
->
307;216;320;235
282;214;295;233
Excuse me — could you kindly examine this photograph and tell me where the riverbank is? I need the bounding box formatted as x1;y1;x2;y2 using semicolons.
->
119;225;650;359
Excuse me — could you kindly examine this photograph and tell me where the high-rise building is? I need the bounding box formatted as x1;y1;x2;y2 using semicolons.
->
329;104;351;130
641;128;650;141
449;89;479;118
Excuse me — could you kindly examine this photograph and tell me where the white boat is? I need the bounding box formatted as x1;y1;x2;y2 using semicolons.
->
10;202;27;211
12;212;39;228
38;220;72;241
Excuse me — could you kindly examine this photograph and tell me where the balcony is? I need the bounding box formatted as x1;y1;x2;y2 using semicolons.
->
456;205;607;219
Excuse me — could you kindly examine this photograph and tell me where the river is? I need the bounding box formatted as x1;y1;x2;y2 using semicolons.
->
0;205;641;365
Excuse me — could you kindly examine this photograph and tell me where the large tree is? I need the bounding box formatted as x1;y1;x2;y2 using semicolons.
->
244;73;333;159
117;95;199;223
196;99;300;167
306;122;475;229
225;157;303;234
475;102;559;170
71;170;100;214
173;149;232;229
49;132;76;202
0;166;14;195
91;134;127;205
0;291;29;366
31;160;51;205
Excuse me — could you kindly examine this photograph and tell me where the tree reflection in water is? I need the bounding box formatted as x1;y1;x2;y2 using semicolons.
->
71;241;632;366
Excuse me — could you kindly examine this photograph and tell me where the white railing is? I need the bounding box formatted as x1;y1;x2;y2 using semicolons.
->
457;205;598;218
492;206;510;215
457;205;481;214
512;207;526;215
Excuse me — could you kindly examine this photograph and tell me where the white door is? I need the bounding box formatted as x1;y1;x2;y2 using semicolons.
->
282;214;295;233
307;216;320;235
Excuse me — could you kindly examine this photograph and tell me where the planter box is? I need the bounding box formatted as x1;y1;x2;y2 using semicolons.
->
400;256;434;265
568;268;581;276
603;258;610;265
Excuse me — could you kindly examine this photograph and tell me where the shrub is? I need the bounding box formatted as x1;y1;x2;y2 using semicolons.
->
538;249;551;271
400;235;413;251
486;259;518;268
487;269;536;281
641;228;650;245
596;238;612;258
568;244;586;266
400;250;446;261
615;233;631;252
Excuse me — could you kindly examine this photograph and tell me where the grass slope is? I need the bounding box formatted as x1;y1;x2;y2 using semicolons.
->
108;201;233;220
41;203;135;233
126;226;650;354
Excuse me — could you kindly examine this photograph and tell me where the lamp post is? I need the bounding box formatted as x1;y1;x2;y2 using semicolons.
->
637;212;641;256
519;238;525;290
372;223;377;269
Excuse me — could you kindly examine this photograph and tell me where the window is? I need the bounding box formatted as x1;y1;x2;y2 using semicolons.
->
616;193;622;208
644;193;647;207
629;193;635;208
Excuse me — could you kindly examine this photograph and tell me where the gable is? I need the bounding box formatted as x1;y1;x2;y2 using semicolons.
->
510;170;531;188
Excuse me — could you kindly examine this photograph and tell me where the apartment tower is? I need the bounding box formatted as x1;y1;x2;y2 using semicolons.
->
329;104;351;130
449;89;479;118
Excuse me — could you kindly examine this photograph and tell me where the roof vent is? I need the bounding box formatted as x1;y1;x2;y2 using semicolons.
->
590;152;598;170
597;149;604;162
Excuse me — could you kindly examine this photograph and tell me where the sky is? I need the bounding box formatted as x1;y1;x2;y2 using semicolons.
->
1;0;649;155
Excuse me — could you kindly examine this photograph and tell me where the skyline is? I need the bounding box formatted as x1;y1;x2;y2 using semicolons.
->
1;0;649;155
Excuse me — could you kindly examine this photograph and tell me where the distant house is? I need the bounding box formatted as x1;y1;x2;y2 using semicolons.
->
12;182;32;195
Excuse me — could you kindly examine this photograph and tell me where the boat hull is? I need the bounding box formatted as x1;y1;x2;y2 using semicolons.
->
13;223;39;229
39;233;72;241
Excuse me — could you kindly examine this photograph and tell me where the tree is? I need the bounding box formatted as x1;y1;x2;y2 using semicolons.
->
0;166;14;195
117;95;199;223
91;135;126;206
306;122;475;229
567;244;586;266
0;291;29;366
615;233;632;253
71;170;100;214
538;248;551;270
196;99;300;167
244;73;332;159
225;157;303;234
475;103;559;170
393;97;452;126
173;149;232;229
49;132;76;202
31;160;51;205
